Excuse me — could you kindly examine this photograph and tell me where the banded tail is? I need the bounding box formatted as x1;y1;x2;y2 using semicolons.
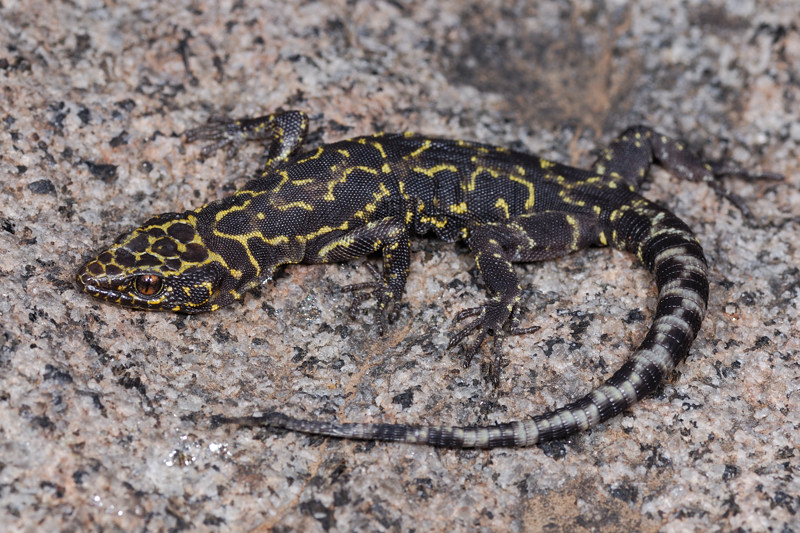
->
215;205;708;448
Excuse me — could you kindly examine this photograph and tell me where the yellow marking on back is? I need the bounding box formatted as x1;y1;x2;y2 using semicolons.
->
449;202;468;214
419;215;448;229
463;166;500;192
214;197;253;222
372;140;388;159
414;163;458;178
410;139;432;158
494;198;510;219
509;173;536;209
296;146;324;164
263;235;290;246
349;182;392;221
374;182;391;203
269;170;292;194
324;165;379;201
558;188;586;207
275;201;314;211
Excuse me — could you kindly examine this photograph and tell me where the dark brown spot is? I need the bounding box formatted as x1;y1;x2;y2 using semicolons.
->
105;264;122;277
168;223;196;243
136;254;162;267
165;258;183;271
127;233;150;253
115;249;136;268
87;261;104;276
146;227;166;238
181;243;209;263
152;237;179;257
98;251;113;264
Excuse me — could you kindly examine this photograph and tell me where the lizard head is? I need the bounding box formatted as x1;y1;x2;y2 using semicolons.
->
76;212;228;313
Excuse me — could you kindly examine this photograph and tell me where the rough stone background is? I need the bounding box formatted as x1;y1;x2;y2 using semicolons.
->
1;0;798;531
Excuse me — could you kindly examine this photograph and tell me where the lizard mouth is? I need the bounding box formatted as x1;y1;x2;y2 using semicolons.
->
75;261;102;292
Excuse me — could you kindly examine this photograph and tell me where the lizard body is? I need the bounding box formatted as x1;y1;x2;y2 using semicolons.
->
77;110;744;448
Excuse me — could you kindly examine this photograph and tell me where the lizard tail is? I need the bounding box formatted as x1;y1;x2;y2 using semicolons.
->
216;206;708;448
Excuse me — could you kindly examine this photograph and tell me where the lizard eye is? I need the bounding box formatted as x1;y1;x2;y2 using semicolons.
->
134;274;163;297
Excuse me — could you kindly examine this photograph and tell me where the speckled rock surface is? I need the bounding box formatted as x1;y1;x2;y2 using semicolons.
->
1;1;798;531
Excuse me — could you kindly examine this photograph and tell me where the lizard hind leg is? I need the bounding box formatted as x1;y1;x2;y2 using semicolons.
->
449;302;541;386
450;212;603;385
591;125;783;217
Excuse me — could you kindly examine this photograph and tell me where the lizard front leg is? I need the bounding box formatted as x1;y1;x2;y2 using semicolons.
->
185;110;309;171
305;216;412;332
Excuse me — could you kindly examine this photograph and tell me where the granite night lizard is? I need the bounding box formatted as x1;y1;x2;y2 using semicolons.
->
76;110;776;447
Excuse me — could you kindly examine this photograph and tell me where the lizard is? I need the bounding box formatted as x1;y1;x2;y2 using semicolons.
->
76;110;776;448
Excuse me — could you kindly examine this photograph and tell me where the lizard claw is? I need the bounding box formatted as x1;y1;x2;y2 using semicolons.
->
705;162;785;219
185;117;248;158
448;302;540;385
342;262;394;334
484;335;511;388
508;302;540;336
448;306;487;367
